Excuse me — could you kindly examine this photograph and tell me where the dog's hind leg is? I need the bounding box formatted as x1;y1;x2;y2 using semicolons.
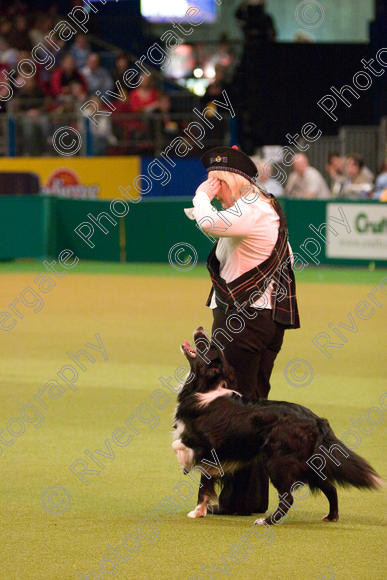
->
317;480;339;522
254;465;295;526
188;475;216;519
255;484;294;526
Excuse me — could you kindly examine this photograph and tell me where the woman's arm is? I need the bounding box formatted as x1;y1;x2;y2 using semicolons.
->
193;184;257;238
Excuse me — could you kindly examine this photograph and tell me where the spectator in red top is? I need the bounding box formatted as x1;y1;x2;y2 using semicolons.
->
125;76;173;148
50;54;88;97
129;75;161;113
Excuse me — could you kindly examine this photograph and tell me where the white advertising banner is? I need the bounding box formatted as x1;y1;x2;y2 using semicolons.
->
326;203;387;260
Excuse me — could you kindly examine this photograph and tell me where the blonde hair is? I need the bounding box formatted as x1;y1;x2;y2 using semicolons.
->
209;170;272;204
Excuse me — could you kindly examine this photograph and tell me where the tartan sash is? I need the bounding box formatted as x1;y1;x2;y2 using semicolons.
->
206;198;300;329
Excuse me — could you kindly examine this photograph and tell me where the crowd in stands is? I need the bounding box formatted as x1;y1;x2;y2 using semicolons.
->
253;153;387;201
0;2;385;202
0;2;179;155
324;152;387;200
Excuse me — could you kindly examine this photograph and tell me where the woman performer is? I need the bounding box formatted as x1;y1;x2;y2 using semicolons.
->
185;146;300;515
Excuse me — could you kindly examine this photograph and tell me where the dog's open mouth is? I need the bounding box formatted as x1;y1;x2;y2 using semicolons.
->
181;340;197;358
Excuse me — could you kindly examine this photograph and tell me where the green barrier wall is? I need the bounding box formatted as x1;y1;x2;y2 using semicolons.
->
53;198;122;262
0;196;385;267
0;196;50;260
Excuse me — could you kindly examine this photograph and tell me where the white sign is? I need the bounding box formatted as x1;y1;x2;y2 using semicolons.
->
326;203;387;260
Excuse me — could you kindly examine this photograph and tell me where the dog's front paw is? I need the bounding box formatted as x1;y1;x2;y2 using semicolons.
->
187;506;207;518
254;517;270;526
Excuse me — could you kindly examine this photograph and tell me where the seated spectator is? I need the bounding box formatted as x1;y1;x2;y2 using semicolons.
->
111;53;131;86
342;154;374;198
47;2;61;22
69;34;91;69
14;50;37;89
285;153;330;199
129;75;161;113
51;54;88;97
14;76;47;111
252;156;284;196
5;1;29;18
29;15;53;47
0;20;12;44
82;53;113;95
6;15;32;51
202;65;228;107
110;53;133;109
14;77;50;155
326;151;345;196
0;36;18;68
53;81;87;114
112;52;136;99
117;78;172;148
82;96;117;156
373;159;387;201
154;93;178;135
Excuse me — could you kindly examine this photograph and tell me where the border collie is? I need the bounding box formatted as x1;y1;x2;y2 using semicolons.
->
172;327;382;525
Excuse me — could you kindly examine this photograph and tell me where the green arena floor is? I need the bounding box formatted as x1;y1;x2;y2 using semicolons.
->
0;262;386;579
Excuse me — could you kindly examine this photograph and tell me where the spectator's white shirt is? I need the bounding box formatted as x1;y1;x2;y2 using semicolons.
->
286;166;330;199
187;190;282;310
263;177;284;197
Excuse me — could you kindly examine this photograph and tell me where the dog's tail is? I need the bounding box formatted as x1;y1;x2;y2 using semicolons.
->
312;418;383;490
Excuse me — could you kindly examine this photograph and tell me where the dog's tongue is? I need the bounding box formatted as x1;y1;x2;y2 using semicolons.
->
183;340;196;353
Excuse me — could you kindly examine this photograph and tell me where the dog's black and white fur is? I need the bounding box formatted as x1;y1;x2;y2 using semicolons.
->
172;328;382;524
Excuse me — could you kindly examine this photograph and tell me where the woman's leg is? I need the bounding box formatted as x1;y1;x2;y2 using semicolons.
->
211;307;283;400
256;321;285;398
250;322;285;510
211;307;284;514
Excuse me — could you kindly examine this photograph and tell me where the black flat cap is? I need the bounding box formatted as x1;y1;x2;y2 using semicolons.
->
200;145;259;185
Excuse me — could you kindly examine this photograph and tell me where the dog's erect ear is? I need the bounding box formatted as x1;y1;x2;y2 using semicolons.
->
221;356;237;387
207;340;237;387
192;327;214;364
190;326;237;386
193;327;229;366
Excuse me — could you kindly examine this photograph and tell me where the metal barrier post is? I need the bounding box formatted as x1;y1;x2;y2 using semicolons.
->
7;116;16;157
229;115;238;147
85;117;93;156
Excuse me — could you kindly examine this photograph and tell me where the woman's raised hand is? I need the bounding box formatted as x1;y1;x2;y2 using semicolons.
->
196;177;221;201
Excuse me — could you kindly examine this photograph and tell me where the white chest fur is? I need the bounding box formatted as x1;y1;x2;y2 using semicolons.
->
196;386;241;408
172;419;194;471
